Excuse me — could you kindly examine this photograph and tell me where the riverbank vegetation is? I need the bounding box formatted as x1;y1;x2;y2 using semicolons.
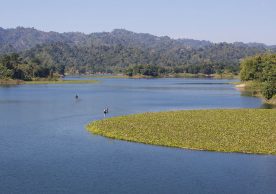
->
0;52;238;82
87;109;276;155
0;53;64;81
124;64;238;78
0;54;99;84
239;54;276;103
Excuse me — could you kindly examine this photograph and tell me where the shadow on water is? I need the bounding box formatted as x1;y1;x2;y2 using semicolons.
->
239;91;276;109
239;90;258;97
260;103;276;109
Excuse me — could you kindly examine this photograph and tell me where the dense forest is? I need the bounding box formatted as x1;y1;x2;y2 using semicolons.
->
240;54;276;100
0;53;63;80
0;27;276;80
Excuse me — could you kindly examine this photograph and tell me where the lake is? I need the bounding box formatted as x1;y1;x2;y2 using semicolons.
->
0;78;275;194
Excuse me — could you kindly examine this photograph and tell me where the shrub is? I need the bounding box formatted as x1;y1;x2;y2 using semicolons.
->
261;81;276;100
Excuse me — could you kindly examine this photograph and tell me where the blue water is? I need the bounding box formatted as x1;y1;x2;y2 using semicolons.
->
0;78;275;194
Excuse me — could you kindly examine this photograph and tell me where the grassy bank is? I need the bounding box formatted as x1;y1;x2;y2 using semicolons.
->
0;79;24;85
87;109;276;155
24;79;99;84
0;79;99;85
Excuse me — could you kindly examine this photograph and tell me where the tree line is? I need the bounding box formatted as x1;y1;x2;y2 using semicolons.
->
240;54;276;100
19;41;266;76
0;53;64;80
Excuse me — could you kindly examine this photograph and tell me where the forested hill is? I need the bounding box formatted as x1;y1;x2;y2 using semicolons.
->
0;27;87;53
1;27;275;52
0;27;213;53
0;27;276;76
22;41;269;74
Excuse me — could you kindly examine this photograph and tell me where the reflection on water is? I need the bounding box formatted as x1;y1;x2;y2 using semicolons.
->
239;90;276;109
260;103;276;109
239;90;257;97
0;78;275;194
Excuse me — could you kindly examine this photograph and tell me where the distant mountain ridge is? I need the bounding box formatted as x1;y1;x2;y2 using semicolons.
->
0;27;87;53
1;27;274;54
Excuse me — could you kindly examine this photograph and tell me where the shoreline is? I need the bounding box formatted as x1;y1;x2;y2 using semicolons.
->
71;73;238;79
0;75;237;86
0;79;24;85
25;79;99;84
235;82;276;105
0;79;99;85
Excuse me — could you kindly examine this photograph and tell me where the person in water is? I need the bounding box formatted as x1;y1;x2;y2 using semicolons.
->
104;108;107;117
104;107;109;117
75;94;78;99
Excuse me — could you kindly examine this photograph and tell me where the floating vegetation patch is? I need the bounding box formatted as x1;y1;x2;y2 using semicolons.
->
87;109;276;155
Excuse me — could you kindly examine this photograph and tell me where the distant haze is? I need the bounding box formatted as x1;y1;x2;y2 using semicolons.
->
0;0;275;45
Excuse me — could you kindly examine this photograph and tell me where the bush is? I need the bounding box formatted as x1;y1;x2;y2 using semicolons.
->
0;64;12;79
261;82;276;100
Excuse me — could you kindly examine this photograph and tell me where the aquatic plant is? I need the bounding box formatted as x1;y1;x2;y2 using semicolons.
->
87;109;276;155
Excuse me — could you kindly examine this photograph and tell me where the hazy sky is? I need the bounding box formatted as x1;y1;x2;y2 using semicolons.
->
0;0;275;44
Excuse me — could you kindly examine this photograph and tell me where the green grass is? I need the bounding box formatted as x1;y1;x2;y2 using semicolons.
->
0;79;24;85
25;79;99;84
87;109;276;155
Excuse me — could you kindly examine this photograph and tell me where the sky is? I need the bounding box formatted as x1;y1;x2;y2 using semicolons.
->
0;0;275;45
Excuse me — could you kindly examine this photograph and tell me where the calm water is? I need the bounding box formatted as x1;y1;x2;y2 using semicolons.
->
0;78;275;194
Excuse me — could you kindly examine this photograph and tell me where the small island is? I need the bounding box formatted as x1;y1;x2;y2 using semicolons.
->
87;109;276;155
